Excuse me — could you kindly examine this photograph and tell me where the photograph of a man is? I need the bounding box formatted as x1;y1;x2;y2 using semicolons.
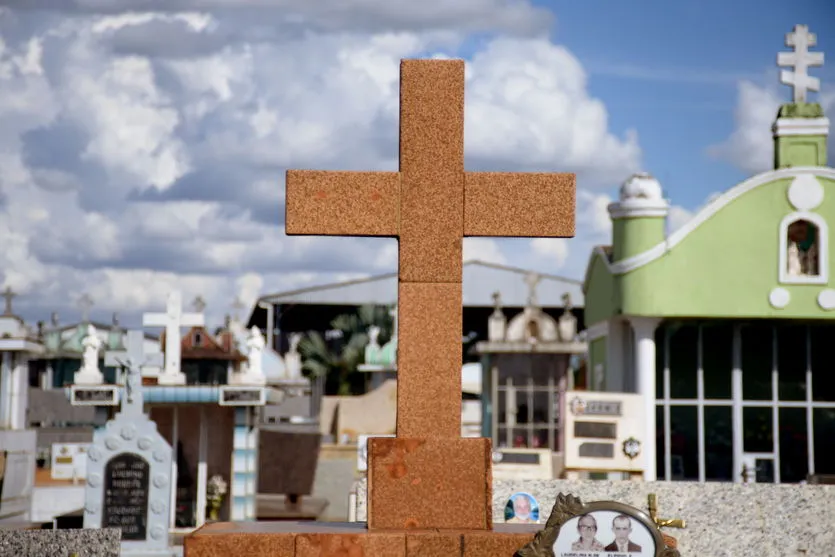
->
505;493;538;524
605;514;642;553
570;513;605;551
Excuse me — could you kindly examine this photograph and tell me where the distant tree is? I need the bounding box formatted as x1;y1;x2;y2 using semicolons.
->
298;304;394;396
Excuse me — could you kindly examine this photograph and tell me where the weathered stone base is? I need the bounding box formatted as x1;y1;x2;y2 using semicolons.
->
368;437;492;530
184;522;539;557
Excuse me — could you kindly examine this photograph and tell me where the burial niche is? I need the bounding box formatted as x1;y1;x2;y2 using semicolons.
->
786;218;820;278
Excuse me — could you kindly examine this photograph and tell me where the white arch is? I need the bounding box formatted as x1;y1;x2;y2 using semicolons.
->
605;167;835;274
778;211;829;284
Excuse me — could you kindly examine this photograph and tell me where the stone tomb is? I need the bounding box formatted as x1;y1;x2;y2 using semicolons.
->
186;58;575;555
84;330;175;556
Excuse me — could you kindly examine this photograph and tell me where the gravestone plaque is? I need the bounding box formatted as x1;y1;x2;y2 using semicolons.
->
84;330;175;556
102;453;150;540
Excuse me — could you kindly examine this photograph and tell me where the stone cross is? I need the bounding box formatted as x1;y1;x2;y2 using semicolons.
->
778;24;824;103
524;271;542;308
1;286;16;316
78;293;94;323
192;295;207;313
104;330;160;417
142;291;204;383
285;59;575;438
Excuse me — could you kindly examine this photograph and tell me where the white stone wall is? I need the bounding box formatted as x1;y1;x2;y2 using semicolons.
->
31;485;85;523
353;478;835;556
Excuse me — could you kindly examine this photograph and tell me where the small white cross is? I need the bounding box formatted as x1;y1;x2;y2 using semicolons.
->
78;293;94;323
142;291;205;383
524;272;542;307
389;305;398;339
777;24;824;103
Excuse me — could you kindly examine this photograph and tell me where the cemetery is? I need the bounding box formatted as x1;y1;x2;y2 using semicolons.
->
0;20;832;557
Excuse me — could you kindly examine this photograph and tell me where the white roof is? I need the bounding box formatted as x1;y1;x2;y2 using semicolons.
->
259;260;584;308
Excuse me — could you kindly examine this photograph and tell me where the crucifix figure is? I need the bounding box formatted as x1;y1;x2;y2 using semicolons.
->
142;291;204;385
777;24;824;103
285;59;574;438
1;286;16;316
78;293;94;323
105;330;163;389
105;330;160;417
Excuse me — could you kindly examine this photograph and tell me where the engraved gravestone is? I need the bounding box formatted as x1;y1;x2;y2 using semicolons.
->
84;330;175;556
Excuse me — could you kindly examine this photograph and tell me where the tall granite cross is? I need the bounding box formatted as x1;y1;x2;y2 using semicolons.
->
285;59;575;530
142;291;204;384
778;24;824;103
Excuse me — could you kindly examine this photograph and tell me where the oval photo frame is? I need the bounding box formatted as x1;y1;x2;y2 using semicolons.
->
515;495;680;557
504;491;541;524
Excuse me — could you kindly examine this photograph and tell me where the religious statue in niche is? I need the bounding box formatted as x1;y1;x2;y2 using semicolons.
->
80;325;102;374
787;219;819;276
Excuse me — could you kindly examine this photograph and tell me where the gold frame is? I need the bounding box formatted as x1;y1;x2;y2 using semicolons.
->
515;493;681;557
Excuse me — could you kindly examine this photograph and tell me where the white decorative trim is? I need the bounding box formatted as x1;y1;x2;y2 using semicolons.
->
787;173;824;211
817;289;835;310
768;287;791;309
586;320;609;341
607;205;669;219
772;117;830;137
608;167;835;274
778;211;828;284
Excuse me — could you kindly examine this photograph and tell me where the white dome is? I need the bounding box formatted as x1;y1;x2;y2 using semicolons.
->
619;172;663;202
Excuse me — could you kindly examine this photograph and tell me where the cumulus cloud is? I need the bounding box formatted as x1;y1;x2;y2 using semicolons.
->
0;3;644;326
709;81;835;173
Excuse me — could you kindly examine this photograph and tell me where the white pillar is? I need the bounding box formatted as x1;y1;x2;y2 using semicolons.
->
196;405;208;527
628;317;661;481
606;318;625;392
0;352;11;429
170;407;179;529
732;326;743;483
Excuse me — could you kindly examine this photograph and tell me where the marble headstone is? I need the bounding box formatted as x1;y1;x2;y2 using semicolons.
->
84;330;174;556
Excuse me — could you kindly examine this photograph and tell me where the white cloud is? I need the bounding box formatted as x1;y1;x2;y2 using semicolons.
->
0;3;644;326
709;81;835;173
463;238;507;265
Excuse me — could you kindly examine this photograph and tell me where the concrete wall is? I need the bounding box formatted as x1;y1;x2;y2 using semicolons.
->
31;485;85;523
0;429;36;523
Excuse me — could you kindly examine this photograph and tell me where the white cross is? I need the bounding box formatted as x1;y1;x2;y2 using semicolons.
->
105;331;160;417
142;291;204;384
78;293;94;323
524;272;542;307
777;24;824;103
389;305;398;339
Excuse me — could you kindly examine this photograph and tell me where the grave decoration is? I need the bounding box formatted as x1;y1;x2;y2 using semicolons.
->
84;330;175;557
186;57;575;555
516;493;684;557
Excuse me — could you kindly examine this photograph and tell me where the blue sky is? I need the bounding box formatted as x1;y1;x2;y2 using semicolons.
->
542;0;834;208
0;0;833;325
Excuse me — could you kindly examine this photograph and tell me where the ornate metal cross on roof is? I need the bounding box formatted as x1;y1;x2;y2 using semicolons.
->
285;59;575;438
778;24;824;103
77;293;94;323
1;286;16;316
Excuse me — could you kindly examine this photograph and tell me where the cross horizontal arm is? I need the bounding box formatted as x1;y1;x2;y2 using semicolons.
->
285;170;400;237
180;314;205;327
142;314;168;327
463;172;575;237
